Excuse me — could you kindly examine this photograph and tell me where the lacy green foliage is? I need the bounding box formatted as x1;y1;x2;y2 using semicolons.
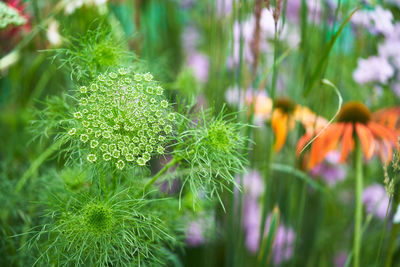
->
29;190;177;266
60;167;89;192
31;95;72;141
0;2;26;29
52;25;132;81
66;68;175;169
177;110;248;202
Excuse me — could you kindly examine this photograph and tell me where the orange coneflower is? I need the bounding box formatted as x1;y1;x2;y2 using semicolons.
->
297;101;400;169
250;95;328;151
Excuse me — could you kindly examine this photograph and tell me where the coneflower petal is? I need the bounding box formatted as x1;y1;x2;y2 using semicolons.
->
272;111;288;152
296;132;313;156
339;124;353;163
308;124;343;169
308;131;326;169
356;123;375;160
372;107;400;131
313;123;345;168
377;139;393;165
368;122;398;146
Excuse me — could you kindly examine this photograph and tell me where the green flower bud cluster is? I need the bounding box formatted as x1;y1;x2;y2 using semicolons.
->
32;190;178;266
68;68;175;169
207;120;236;152
177;111;248;203
0;2;26;29
82;203;114;236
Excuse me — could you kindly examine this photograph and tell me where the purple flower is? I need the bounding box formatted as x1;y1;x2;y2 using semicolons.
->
242;199;295;264
187;52;210;83
285;0;322;23
185;213;215;246
243;198;262;252
352;7;394;36
362;183;391;220
378;38;400;70
182;26;200;52
243;170;264;199
216;0;233;16
310;151;346;187
393;82;400;98
273;227;295;264
334;251;348;267
241;169;295;263
187;51;210;82
186;221;205;246
353;56;394;85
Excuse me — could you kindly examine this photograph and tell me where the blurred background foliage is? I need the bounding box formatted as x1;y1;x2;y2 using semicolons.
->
1;0;400;266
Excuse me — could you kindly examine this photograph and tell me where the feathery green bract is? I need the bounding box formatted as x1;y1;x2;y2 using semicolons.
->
28;189;177;266
176;109;249;205
0;2;26;29
51;24;133;81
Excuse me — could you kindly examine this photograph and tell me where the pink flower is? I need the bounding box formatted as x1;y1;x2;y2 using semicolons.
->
185;213;215;246
271;225;295;265
186;221;205;246
310;151;346;187
334;251;348;267
362;183;391;220
241;170;295;264
243;170;264;199
187;52;210;83
352;7;394;36
353;56;394;85
216;0;233;16
285;0;322;23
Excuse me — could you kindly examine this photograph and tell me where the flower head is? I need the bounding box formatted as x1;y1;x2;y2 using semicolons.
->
362;183;391;220
242;199;295;263
297;102;400;169
68;69;174;169
250;94;328;152
177;110;248;201
353;56;394;85
31;190;177;266
185;213;215;247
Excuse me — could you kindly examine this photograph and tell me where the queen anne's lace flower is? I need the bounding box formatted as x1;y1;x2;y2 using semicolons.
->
69;68;175;169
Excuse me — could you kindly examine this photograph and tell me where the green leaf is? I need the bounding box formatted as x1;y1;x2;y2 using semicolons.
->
304;8;359;96
271;163;328;195
258;205;280;267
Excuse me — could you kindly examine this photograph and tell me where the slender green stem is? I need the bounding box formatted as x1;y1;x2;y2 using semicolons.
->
353;137;363;267
374;197;392;266
15;137;67;193
270;23;279;100
142;156;181;193
385;182;400;267
291;181;307;266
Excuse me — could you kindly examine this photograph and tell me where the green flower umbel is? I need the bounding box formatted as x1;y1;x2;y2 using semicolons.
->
68;68;175;169
31;190;177;266
82;203;114;235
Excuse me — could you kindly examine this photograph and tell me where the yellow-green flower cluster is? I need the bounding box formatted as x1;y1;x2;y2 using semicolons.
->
82;203;114;236
0;2;26;29
68;68;175;169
